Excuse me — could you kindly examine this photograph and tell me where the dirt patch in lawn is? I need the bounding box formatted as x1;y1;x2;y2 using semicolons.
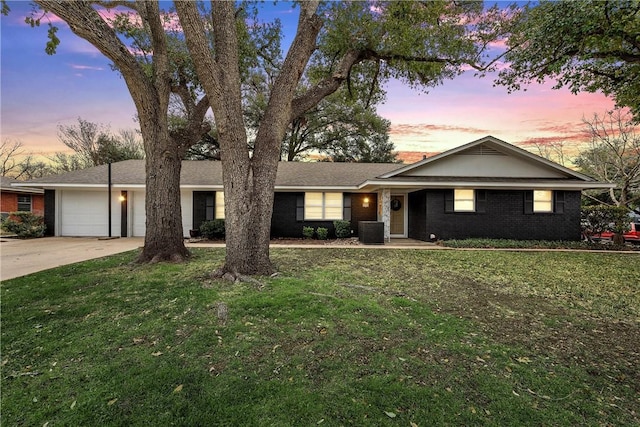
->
422;270;640;392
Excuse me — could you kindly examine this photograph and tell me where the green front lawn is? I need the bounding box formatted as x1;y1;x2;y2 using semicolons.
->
2;248;639;426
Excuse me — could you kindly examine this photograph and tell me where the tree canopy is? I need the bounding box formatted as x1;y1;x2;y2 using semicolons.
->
497;0;640;120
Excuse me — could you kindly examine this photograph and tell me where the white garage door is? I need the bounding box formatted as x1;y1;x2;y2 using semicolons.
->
132;191;146;237
61;191;109;236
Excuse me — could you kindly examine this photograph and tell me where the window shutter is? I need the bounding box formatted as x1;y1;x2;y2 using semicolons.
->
296;194;304;221
476;190;487;213
444;190;454;213
524;191;534;214
554;191;565;214
343;194;352;221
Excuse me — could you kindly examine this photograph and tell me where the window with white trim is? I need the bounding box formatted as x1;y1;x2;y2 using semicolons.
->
304;192;343;220
533;190;553;212
215;192;225;219
454;189;475;212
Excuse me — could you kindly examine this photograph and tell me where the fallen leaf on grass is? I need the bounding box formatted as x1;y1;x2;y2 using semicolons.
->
410;422;419;427
70;400;76;409
384;411;396;418
173;384;183;393
515;356;531;364
107;398;118;406
152;351;163;357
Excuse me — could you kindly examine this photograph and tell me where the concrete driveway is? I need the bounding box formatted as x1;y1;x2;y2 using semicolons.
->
0;237;144;281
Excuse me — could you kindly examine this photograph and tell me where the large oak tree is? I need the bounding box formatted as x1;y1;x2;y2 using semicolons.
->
31;1;212;263
175;1;507;276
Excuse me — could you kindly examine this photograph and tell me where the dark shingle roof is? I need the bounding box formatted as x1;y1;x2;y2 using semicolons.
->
22;160;401;188
1;176;44;193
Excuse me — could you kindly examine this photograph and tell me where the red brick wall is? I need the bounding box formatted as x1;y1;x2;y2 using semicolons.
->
32;195;45;216
1;191;17;213
1;191;44;216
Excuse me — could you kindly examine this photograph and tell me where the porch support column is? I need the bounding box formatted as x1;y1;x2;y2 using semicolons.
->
381;188;391;242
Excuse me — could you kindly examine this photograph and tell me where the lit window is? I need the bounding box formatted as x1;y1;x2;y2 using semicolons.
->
454;189;475;212
304;192;343;220
17;195;32;212
533;190;553;212
215;192;225;219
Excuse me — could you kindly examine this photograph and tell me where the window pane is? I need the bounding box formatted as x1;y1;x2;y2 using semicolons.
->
455;189;474;200
305;192;323;206
17;195;31;212
305;206;324;220
206;195;214;220
324;192;343;207
455;200;475;212
324;206;343;220
325;193;343;219
305;192;323;219
454;189;475;212
533;190;553;212
215;192;225;219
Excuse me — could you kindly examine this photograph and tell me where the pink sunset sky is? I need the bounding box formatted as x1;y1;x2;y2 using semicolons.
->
1;1;616;161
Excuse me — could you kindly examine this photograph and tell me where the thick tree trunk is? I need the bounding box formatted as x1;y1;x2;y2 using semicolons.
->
221;144;278;276
36;1;191;264
137;147;190;263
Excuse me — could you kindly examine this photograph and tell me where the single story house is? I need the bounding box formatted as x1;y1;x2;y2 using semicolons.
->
1;176;44;220
15;136;614;241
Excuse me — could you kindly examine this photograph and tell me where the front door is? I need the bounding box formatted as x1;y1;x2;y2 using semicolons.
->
390;195;405;236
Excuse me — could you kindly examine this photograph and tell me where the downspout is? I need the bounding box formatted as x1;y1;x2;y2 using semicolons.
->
108;162;112;238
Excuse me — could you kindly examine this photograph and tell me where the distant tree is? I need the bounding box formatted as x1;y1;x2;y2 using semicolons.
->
527;140;570;167
279;88;396;162
56;118;144;168
0;140;27;178
322;130;399;163
0;139;53;180
576;110;640;213
183;132;221;161
497;0;640;120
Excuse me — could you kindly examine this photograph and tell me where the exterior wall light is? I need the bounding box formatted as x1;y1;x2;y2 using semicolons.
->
362;197;370;208
119;194;126;202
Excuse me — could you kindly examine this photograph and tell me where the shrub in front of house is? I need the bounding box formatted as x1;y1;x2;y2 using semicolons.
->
302;226;314;239
316;227;329;240
1;212;46;238
333;220;351;238
200;219;225;239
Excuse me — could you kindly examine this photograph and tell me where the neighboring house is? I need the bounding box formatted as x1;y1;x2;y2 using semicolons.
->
14;136;614;241
1;176;45;220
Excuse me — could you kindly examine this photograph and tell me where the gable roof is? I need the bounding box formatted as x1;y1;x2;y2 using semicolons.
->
378;136;596;181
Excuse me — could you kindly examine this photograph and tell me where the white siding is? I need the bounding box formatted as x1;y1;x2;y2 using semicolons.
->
132;191;146;237
181;190;193;237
